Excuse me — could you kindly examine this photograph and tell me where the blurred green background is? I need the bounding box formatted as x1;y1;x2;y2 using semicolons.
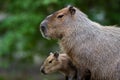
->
0;0;120;80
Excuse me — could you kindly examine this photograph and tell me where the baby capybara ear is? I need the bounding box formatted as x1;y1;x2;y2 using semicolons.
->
68;6;76;15
54;52;59;58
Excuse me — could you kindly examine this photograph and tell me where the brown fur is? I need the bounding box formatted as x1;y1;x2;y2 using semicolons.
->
40;52;78;80
40;6;120;80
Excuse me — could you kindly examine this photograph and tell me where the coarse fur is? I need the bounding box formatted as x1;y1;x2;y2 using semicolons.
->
40;52;78;80
40;6;120;80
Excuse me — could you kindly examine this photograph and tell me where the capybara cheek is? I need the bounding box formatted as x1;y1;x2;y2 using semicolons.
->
45;29;55;38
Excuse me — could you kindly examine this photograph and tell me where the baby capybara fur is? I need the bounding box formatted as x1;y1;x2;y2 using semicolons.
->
40;6;120;80
40;52;78;80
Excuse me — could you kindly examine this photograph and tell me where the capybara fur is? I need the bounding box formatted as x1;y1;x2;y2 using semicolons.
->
40;5;120;80
40;52;78;80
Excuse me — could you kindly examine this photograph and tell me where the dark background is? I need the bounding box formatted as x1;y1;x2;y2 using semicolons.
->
0;0;120;80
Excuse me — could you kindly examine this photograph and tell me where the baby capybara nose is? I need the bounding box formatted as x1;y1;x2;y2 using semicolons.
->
40;69;46;74
40;66;46;74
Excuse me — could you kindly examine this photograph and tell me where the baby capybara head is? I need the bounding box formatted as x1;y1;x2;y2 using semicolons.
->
40;6;77;39
40;52;61;74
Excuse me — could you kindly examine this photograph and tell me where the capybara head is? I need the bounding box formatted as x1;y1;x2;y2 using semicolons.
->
40;6;86;39
40;52;61;74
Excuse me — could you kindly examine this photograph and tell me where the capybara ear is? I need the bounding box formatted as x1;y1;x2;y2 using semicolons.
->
54;52;59;58
68;6;76;15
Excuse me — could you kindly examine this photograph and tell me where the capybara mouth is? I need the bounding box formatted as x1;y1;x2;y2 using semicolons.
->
41;32;51;40
40;30;46;38
40;29;50;40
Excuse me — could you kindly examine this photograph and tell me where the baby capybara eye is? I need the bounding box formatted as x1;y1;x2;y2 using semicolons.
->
57;15;64;18
49;60;52;63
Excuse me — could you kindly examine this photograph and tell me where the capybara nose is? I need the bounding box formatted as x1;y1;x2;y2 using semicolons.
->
41;25;46;32
40;22;47;33
40;69;46;74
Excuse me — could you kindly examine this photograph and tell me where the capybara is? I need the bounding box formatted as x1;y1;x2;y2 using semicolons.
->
40;52;78;80
40;5;120;80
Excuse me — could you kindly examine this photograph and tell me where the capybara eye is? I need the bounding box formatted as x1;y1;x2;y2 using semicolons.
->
57;15;64;18
49;60;52;63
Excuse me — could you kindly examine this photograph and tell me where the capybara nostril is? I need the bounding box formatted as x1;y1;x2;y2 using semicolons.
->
40;68;46;74
41;26;46;32
40;21;47;32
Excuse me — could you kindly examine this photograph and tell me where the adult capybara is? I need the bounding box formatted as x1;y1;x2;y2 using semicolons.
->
40;5;120;80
